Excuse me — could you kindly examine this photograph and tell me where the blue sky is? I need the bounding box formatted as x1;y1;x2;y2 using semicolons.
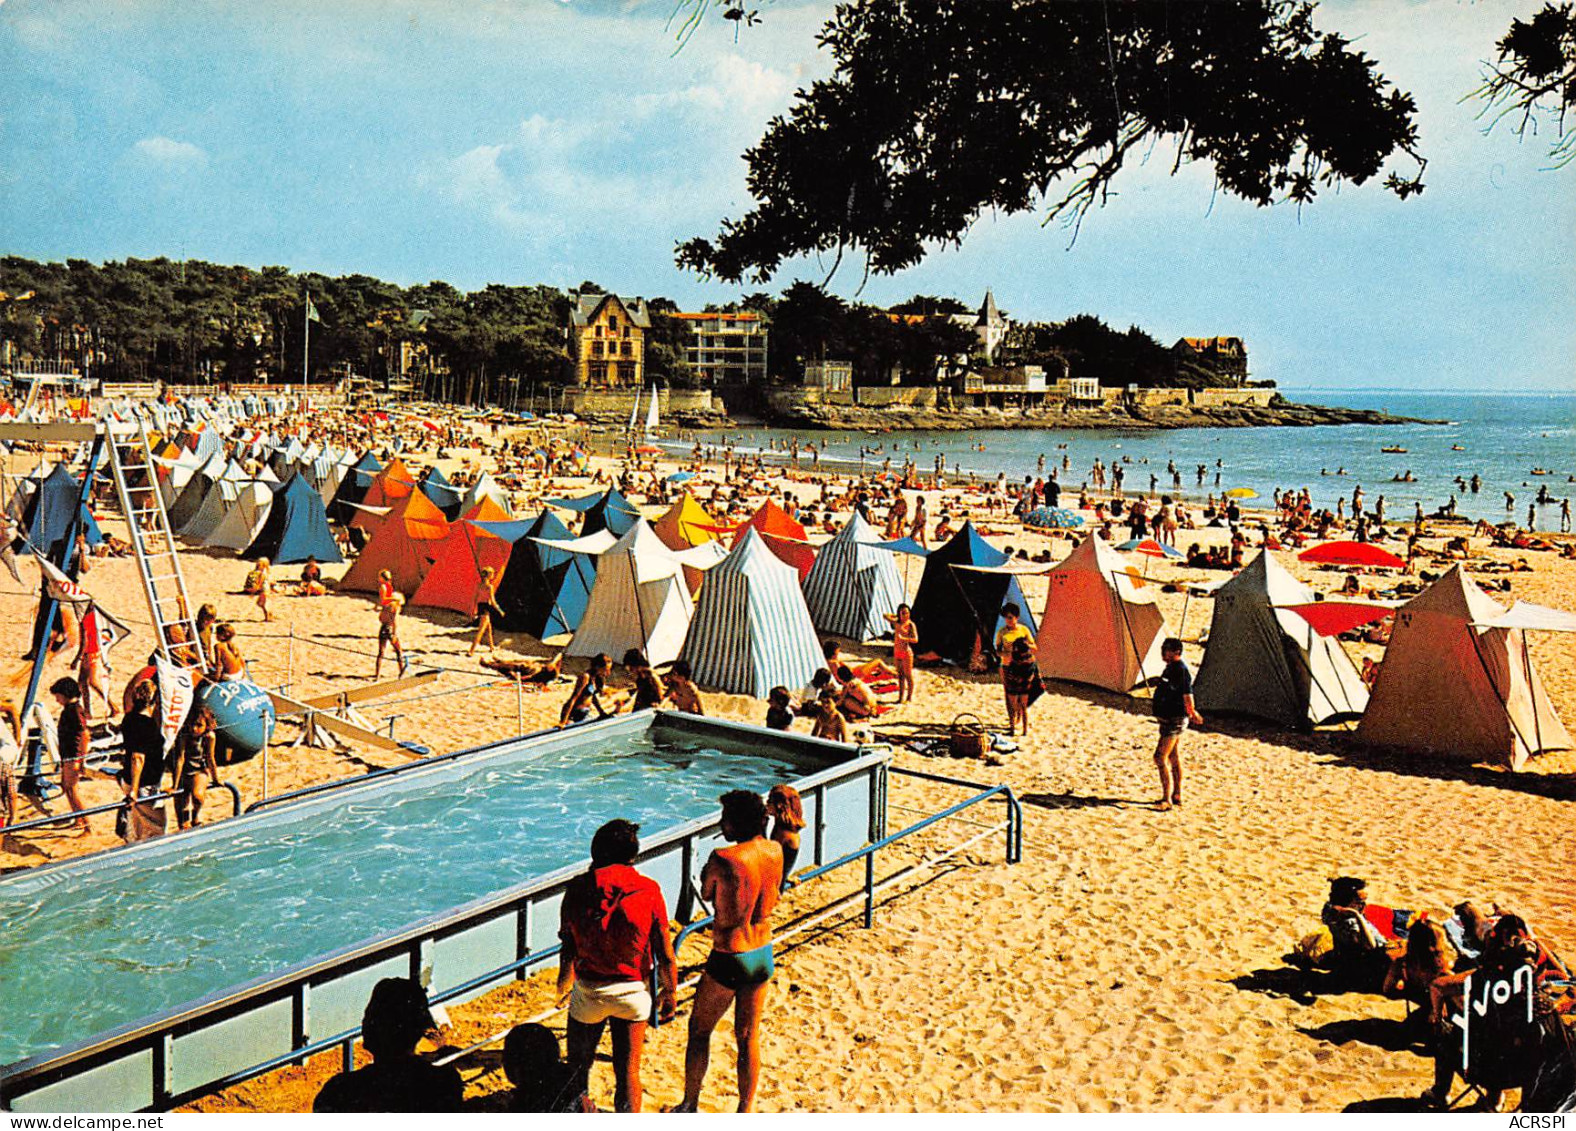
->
1;0;1572;391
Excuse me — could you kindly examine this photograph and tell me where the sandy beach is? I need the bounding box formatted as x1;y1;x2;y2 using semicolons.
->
3;415;1573;1114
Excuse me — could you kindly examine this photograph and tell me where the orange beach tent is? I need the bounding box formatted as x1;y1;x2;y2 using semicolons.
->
339;487;450;596
409;497;515;613
738;499;815;580
350;458;418;536
1357;566;1571;770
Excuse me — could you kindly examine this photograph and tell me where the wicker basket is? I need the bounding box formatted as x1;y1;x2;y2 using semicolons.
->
948;712;989;759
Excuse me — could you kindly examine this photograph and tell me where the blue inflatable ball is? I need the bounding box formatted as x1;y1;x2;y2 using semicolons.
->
196;680;276;762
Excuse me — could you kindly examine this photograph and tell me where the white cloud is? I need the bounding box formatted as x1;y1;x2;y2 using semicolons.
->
132;136;208;166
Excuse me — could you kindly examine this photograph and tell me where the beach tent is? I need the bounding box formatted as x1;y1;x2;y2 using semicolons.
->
14;464;103;557
409;497;516;613
486;510;596;639
327;451;383;525
573;488;642;538
204;478;274;551
1037;534;1168;693
1193;550;1368;729
168;452;229;534
910;521;1037;667
567;520;698;666
242;471;344;564
339;488;451;595
461;471;511;517
653;492;720;551
420;466;465;521
180;460;245;543
738;500;815;580
353;458;417;524
1357;566;1571;769
682;528;823;697
801;512;904;642
653;492;722;593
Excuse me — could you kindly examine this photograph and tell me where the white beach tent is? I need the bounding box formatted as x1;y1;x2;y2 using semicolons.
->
1192;550;1368;729
1357;566;1572;770
801;512;905;642
566;519;724;667
1037;533;1168;693
462;471;512;517
682;527;824;698
180;460;245;543
205;478;274;551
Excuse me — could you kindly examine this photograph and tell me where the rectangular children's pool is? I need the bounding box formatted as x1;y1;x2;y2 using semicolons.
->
0;711;889;1112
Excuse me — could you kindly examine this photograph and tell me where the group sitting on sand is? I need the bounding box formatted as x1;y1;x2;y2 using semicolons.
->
1300;876;1574;1111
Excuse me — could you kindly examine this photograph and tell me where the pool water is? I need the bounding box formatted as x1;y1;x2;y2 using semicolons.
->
0;728;808;1065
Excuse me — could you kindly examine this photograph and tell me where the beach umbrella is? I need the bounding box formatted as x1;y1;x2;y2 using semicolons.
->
666;470;697;484
1276;600;1399;638
634;444;663;455
1115;537;1182;559
1024;506;1085;530
1223;487;1259;499
1298;540;1406;569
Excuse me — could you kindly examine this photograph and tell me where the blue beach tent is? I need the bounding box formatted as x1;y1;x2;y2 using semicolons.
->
546;488;640;538
327;451;383;526
242;471;344;564
15;464;103;558
681;528;822;698
802;512;905;642
910;521;1037;667
489;511;600;640
420;466;465;521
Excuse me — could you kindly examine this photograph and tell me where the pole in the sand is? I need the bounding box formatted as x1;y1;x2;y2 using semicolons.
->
515;675;524;735
287;624;295;697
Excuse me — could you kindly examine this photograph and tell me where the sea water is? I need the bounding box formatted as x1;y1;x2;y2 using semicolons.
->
679;391;1575;525
0;729;808;1065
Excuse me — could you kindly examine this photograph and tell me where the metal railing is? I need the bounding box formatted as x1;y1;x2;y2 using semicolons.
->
2;782;242;835
0;716;887;1113
661;766;1021;1014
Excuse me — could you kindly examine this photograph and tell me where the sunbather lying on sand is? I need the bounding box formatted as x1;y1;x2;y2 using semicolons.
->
482;654;563;688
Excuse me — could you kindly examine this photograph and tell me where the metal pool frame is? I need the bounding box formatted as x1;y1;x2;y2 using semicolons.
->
0;711;889;1113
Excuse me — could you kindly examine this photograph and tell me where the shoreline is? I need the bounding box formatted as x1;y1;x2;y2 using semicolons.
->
751;399;1442;432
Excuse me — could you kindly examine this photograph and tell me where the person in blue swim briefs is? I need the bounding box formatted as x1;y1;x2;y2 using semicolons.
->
668;789;783;1113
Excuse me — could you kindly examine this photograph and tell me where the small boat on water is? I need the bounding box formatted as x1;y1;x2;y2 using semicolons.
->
1530;468;1552;475
1381;445;1408;454
1451;444;1465;451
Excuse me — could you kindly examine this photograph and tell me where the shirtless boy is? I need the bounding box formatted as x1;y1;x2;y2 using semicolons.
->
670;790;783;1113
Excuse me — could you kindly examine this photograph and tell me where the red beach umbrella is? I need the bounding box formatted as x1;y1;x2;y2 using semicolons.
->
1298;540;1406;569
1277;600;1398;638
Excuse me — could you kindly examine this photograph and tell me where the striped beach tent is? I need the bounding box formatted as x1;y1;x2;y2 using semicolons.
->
567;519;697;666
801;512;904;642
682;528;823;698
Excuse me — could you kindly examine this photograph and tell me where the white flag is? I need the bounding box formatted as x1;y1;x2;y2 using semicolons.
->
38;555;90;605
155;654;196;752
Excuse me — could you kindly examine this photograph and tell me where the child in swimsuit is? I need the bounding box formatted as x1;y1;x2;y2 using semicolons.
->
766;784;805;890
